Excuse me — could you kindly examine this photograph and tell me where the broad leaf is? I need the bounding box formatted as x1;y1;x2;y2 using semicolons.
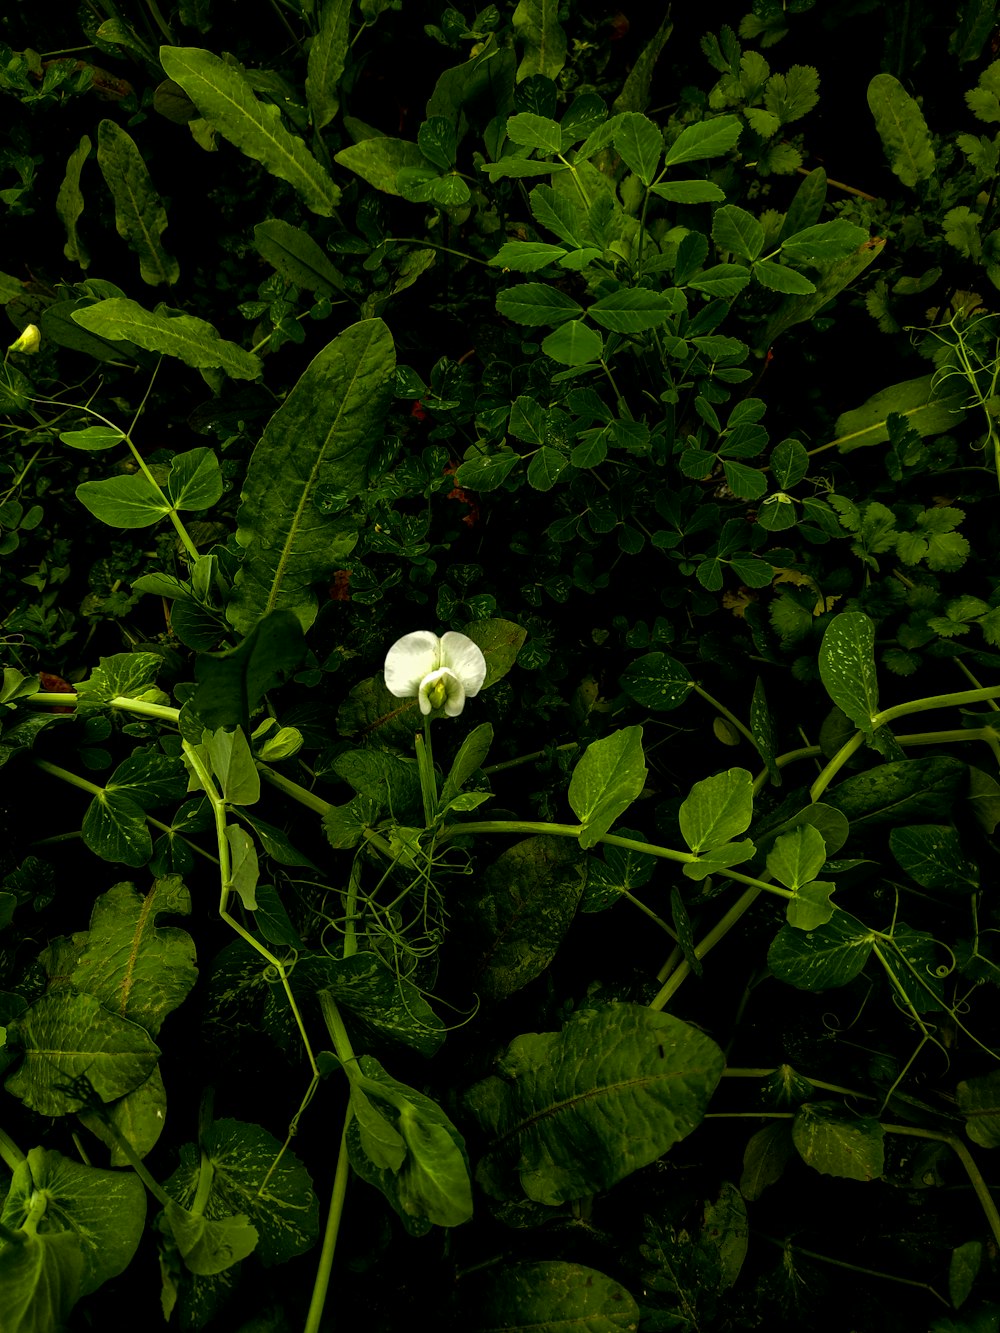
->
253;219;347;296
619;652;694;710
227;319;394;634
568;726;646;848
663;115;742;166
465;1262;640;1333
768;909;875;990
831;374;967;451
819;611;880;731
588;288;680;332
71;877;197;1036
496;283;583;326
541;319;603;365
72;298;261;380
713;204;764;261
889;824;979;892
792;1101;884;1180
467;1002;725;1205
615;111;662;185
96;120;178;286
305;0;350;130
867;72;935;187
957;1071;1000;1148
513;0;567;82
335;136;427;194
0;1229;83;1332
188;610;306;731
159;46;341;215
826;757;967;830
679;768;753;854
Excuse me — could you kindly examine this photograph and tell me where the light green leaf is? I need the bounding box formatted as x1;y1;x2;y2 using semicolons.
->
512;0;567;82
785;880;837;930
5;991;160;1116
166;447;223;511
0;1230;83;1333
619;652;694;711
686;264;752;298
496;282;583;326
664;115;742;167
305;0;351;130
530;182;588;246
82;790;153;866
867;72;936;187
75;472;167;531
253;218;347;296
335;135;427;194
754;259;816;293
568;726;646;849
615;111;662;186
588;288;680;332
713;204;764;261
489;240;568;272
204;728;260;806
352;1087;407;1171
467;1003;724;1205
97;120;178;286
161;1199;258;1276
227;319;394;634
71;877;196;1037
831;374;966;451
314;951;445;1056
72;298;261;380
59;425;125;451
75;652;164;705
346;1057;473;1232
1;1145;145;1297
767;824;828;890
464;837;585;1000
682;839;756;881
455;448;520;489
79;1065;168;1166
224;825;259;910
56;135;91;270
442;723;494;804
679;768;753;854
650;179;726;203
819;611;880;732
159;46;340;215
792;1102;884;1180
465;1262;640;1333
541;319;603;365
526;445;568;490
506;112;563;155
164;1118;318;1265
481;156;571;180
768;909;875;990
889;824;979;892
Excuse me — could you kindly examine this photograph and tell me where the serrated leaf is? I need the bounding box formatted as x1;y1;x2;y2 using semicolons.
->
72;298;261;379
97;120;178;286
650;179;726;203
506;111;563;155
159;46;340;215
489;240;568;272
335;135;427;194
713;204;764;261
615;112;662;186
526;445;568;489
754;258;816;293
686;264;752;298
588;288;680;331
781;220;871;264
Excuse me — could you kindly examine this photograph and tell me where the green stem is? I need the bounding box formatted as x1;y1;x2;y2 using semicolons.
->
27;693;181;725
694;683;756;747
440;819;699;864
0;1126;25;1171
190;1152;215;1217
257;762;333;816
303;1110;352;1333
415;721;438;825
648;886;761;1011
0;1220;26;1246
343;859;361;960
882;1124;1000;1249
32;758;102;797
809;729;865;802
873;684;1000;728
318;991;357;1067
483;741;579;775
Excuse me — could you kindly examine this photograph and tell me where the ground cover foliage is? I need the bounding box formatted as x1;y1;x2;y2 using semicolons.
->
3;0;1000;1328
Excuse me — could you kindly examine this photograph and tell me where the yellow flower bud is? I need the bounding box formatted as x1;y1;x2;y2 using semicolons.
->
8;324;40;355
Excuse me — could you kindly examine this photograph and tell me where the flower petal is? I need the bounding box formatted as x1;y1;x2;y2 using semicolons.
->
439;632;487;696
384;631;441;699
418;667;465;716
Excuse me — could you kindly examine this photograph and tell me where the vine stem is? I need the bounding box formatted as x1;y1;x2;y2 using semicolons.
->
302;1110;352;1333
0;1125;25;1171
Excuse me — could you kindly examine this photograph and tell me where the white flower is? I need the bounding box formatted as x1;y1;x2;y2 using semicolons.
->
384;630;487;717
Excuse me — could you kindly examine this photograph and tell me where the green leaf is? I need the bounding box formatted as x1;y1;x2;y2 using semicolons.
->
346;1057;473;1231
781;220;870;264
506;111;563;155
664;115;742;166
467;1003;724;1205
489;240;568;272
159;46;340;215
464;837;585;1000
465;1262;640;1333
889;825;979;892
819;611;880;732
164;1119;318;1265
867;72;936;187
202;728;260;805
72;298;261;379
615;112;662;186
770;437;809;488
495;282;583;326
526;445;568;490
541;319;603;365
166;447;223;511
713;204;764;261
224;825;260;910
161;1199;258;1276
683;839;756;881
768;909;875;990
619;652;694;710
75;652;164;705
441;723;494;804
0;1231;83;1333
957;1070;1000;1148
58;425;125;451
75;472;167;530
82;789;153;866
71;877;196;1036
588;288;680;331
305;0;350;130
79;1065;168;1166
530;183;588;246
455;447;520;489
96;120;178;286
826;757;967;831
56;135;91;270
949;1241;983;1311
785;880;837;930
512;0;567;82
686;264;752;298
650;178;726;203
754;259;816;293
253;219;347;296
227;319;394;634
335;135;427;194
792;1101;884;1180
5;991;160;1116
754;238;886;350
461;617;527;688
568;726;646;849
766;824;827;890
679;768;753;854
314;952;444;1056
188;610;306;731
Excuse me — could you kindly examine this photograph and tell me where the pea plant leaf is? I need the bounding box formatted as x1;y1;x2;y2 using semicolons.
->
768;909;876;990
0;1227;84;1331
464;1262;640;1333
889;824;980;892
568;726;646;848
158;46;341;216
679;768;754;853
819;611;880;732
619;652;695;710
466;1003;725;1205
96;120;178;286
226;319;395;634
792;1102;885;1181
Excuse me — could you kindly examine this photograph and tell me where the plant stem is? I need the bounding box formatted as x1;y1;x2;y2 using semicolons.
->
694;683;756;747
257;762;333;816
302;1110;352;1333
32;757;102;797
809;730;865;801
882;1123;1000;1249
648;886;761;1011
0;1126;25;1171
